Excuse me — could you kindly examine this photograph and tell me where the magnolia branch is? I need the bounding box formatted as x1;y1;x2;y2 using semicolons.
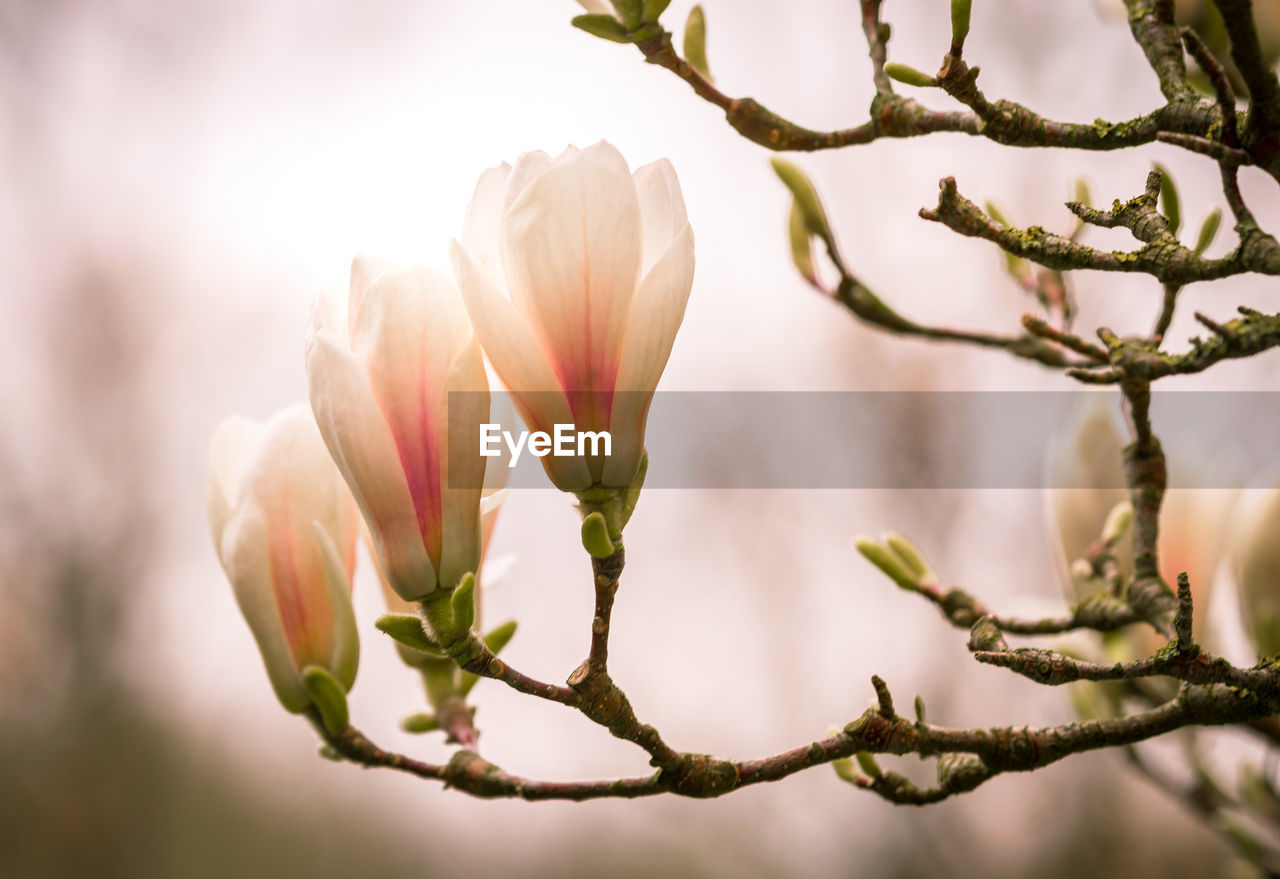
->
314;539;1280;805
623;0;1266;175
919;175;1280;284
311;662;1280;804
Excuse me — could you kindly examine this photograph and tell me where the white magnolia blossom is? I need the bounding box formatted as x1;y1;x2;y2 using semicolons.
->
450;141;694;492
207;404;360;712
306;257;490;601
1230;481;1280;656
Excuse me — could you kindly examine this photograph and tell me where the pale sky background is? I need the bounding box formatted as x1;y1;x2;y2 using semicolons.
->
3;0;1279;875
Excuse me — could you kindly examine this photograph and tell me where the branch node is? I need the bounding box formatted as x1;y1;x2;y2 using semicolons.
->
871;675;896;717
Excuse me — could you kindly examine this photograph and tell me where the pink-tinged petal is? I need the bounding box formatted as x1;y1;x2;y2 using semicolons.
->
210;405;360;711
306;327;438;599
462;163;512;285
500;142;641;433
207;415;266;549
313;521;359;690
603;222;695;486
437;334;488;590
220;501;311;711
312;279;349;344
451;240;592;491
348;266;470;569
501;150;554;217
348;254;397;336
241;408;351;675
633;158;688;276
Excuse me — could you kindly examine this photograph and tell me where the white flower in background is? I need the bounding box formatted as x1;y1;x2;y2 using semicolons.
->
1046;393;1237;651
450;141;695;492
306;257;490;601
1230;481;1280;656
207;404;360;712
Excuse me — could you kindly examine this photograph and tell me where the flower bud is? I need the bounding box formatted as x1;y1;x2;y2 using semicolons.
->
884;63;936;88
684;5;713;82
306;257;490;601
207;405;360;713
854;535;919;592
451;142;694;493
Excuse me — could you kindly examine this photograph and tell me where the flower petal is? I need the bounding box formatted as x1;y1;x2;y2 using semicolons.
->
348;253;397;334
220;500;310;712
313;520;360;690
603;221;694;486
347;266;470;570
438;334;488;590
306;326;438;599
242;408;352;675
500;141;641;428
207;415;266;549
462;163;512;284
451;240;592;491
502;150;553;218
633;158;688;276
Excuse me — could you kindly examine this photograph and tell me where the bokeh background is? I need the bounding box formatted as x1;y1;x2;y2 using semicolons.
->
3;1;1279;876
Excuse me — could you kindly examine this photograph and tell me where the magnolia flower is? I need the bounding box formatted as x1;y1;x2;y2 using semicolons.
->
207;404;360;712
450;141;694;492
1230;483;1280;656
306;257;490;602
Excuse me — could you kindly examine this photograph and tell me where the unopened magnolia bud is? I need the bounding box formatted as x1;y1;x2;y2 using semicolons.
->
951;0;972;46
883;532;937;585
1194;208;1221;255
483;620;519;655
1074;178;1092;207
855;751;884;779
770;159;831;242
684;5;712;81
609;0;642;27
581;511;618;558
401;713;441;734
884;62;936;87
855;536;919;591
984;201;1027;277
207;406;360;715
641;0;671;22
787;200;818;284
1153;164;1181;236
572;13;632;43
831;756;859;783
1101;501;1133;546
